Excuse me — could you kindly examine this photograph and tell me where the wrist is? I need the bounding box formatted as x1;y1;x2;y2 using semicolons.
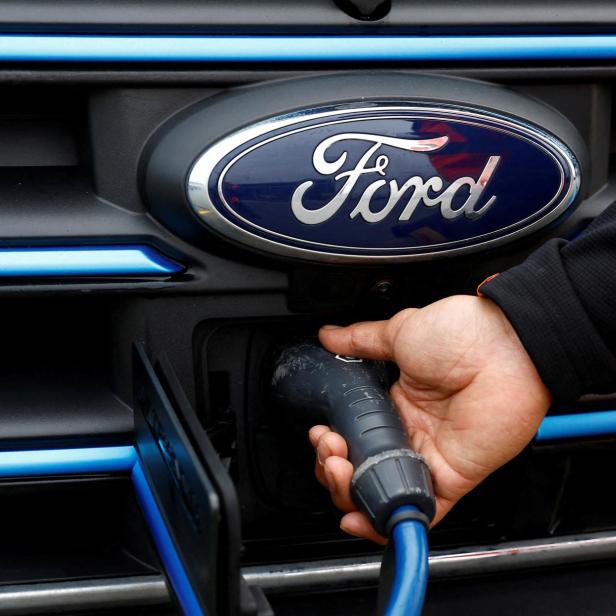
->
479;295;553;409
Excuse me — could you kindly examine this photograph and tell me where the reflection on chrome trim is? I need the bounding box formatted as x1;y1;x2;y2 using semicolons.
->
0;576;169;614
242;531;616;594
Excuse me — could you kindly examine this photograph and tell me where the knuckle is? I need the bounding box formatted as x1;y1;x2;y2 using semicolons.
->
322;431;342;449
390;307;416;330
348;325;367;354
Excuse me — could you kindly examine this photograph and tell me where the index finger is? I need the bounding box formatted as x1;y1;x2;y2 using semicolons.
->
319;309;416;361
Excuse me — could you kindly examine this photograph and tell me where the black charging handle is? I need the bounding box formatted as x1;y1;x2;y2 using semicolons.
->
271;339;435;536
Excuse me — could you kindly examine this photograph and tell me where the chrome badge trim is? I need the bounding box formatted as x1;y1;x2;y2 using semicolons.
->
187;104;581;263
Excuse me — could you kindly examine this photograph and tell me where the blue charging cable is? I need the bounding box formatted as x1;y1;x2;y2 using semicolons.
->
383;505;429;616
381;408;616;616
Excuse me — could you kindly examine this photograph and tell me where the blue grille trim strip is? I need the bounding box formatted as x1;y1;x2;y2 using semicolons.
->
0;446;136;476
0;34;615;62
0;246;183;277
536;410;616;441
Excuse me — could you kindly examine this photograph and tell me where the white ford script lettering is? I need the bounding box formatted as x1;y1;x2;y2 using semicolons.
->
291;133;500;225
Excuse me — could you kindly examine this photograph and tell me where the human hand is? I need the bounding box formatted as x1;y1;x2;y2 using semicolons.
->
309;295;551;544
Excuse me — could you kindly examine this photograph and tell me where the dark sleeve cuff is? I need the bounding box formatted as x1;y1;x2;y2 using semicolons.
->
480;239;616;404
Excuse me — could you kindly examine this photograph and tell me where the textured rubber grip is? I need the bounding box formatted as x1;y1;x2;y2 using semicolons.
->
325;356;411;467
271;339;436;534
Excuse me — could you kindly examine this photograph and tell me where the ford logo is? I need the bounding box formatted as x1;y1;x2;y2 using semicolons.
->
187;103;581;262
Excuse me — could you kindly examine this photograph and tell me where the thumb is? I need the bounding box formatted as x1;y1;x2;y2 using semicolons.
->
319;320;394;361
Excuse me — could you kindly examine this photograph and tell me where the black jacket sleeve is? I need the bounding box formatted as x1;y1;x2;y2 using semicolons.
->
480;203;616;404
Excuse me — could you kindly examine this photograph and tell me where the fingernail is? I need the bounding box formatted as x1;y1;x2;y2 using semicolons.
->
321;324;341;331
340;521;361;537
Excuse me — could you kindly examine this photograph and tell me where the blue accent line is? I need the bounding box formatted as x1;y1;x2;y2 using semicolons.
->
132;462;205;616
537;410;616;441
0;445;136;477
0;34;615;63
0;246;183;277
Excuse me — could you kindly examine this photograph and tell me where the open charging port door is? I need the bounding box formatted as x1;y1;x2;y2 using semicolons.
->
133;344;271;616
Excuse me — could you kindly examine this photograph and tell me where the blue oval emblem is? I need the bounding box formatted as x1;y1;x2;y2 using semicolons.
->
187;104;580;262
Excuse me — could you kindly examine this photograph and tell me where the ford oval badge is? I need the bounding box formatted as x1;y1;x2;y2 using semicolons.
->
187;103;581;262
